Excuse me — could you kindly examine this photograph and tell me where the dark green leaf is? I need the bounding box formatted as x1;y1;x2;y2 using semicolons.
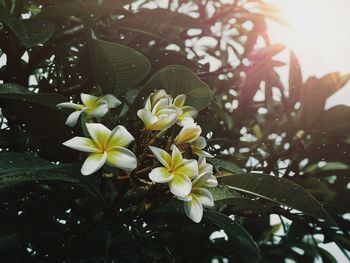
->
219;173;337;225
204;211;261;263
209;157;243;174
0;152;80;189
92;36;151;96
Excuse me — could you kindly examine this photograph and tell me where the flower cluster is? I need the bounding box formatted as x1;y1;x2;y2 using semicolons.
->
58;89;217;223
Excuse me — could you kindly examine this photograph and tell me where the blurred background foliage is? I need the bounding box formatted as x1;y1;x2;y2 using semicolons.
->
0;0;349;262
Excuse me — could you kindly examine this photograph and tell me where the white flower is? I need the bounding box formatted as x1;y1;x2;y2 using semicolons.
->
174;123;202;145
62;123;137;175
171;94;198;127
191;136;213;158
57;93;121;127
148;145;198;197
178;171;217;223
137;92;178;131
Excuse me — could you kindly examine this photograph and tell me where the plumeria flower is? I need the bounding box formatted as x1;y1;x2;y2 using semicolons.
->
62;123;137;175
170;94;198;126
137;95;178;131
178;171;217;223
174;123;202;145
148;145;198;197
57;93;121;127
145;89;172;111
190;136;213;158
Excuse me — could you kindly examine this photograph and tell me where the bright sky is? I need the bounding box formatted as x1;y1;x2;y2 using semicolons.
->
268;1;350;261
267;0;350;108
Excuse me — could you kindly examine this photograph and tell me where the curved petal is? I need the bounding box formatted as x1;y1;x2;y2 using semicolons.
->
107;125;134;148
63;136;99;153
174;124;201;144
198;156;213;174
144;97;152;111
181;106;198;118
86;123;110;149
149;146;172;169
149;112;177;131
88;103;109;118
173;94;186;108
149;167;173;183
65;110;83;127
177;116;195;127
204;174;218;187
177;194;192;202
174;159;198;180
81;152;107;175
192;136;207;149
57;102;84;110
171;145;183;169
99;94;121;109
152;98;171;114
169;173;192;197
106;146;137;171
137;109;157;129
192;188;214;207
81;93;98;107
184;195;203;223
192;171;212;187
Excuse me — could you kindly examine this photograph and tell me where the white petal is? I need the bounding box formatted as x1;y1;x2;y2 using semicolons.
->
192;188;214;207
99;94;121;108
149;146;172;169
171;145;183;169
81;152;107;175
173;94;186;107
149;111;177;131
184;195;203;223
81;93;98;107
177;116;195;127
65;110;83;127
192;136;207;149
192;171;212;187
177;194;192;202
169;173;192;197
57;102;83;110
174;159;198;180
149;167;173;183
89;102;109;118
174;124;201;144
107;125;134;148
137;109;158;129
152;98;171;114
63;136;99;153
106;146;137;171
86;123;111;149
181;106;198;118
205;174;218;188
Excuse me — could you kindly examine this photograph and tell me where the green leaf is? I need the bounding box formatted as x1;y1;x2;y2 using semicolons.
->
0;152;80;189
209;158;243;174
218;173;337;225
0;83;66;108
92;35;151;96
0;8;54;48
204;211;261;263
140;65;212;111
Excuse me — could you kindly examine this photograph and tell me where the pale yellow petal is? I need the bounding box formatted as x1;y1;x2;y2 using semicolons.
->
88;103;109;118
57;102;84;110
192;188;214;207
149;111;177;131
149;146;172;169
174;124;201;144
169;173;192;197
137;109;157;129
81;152;107;175
63;136;99;153
173;94;186;107
184;195;203;223
106;146;137;171
107;125;134;148
86;123;110;149
171;145;183;169
99;94;121;109
174;159;198;180
149;167;173;183
81;93;98;107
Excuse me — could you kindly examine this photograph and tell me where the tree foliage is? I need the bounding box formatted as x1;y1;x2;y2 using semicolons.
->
0;0;349;262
